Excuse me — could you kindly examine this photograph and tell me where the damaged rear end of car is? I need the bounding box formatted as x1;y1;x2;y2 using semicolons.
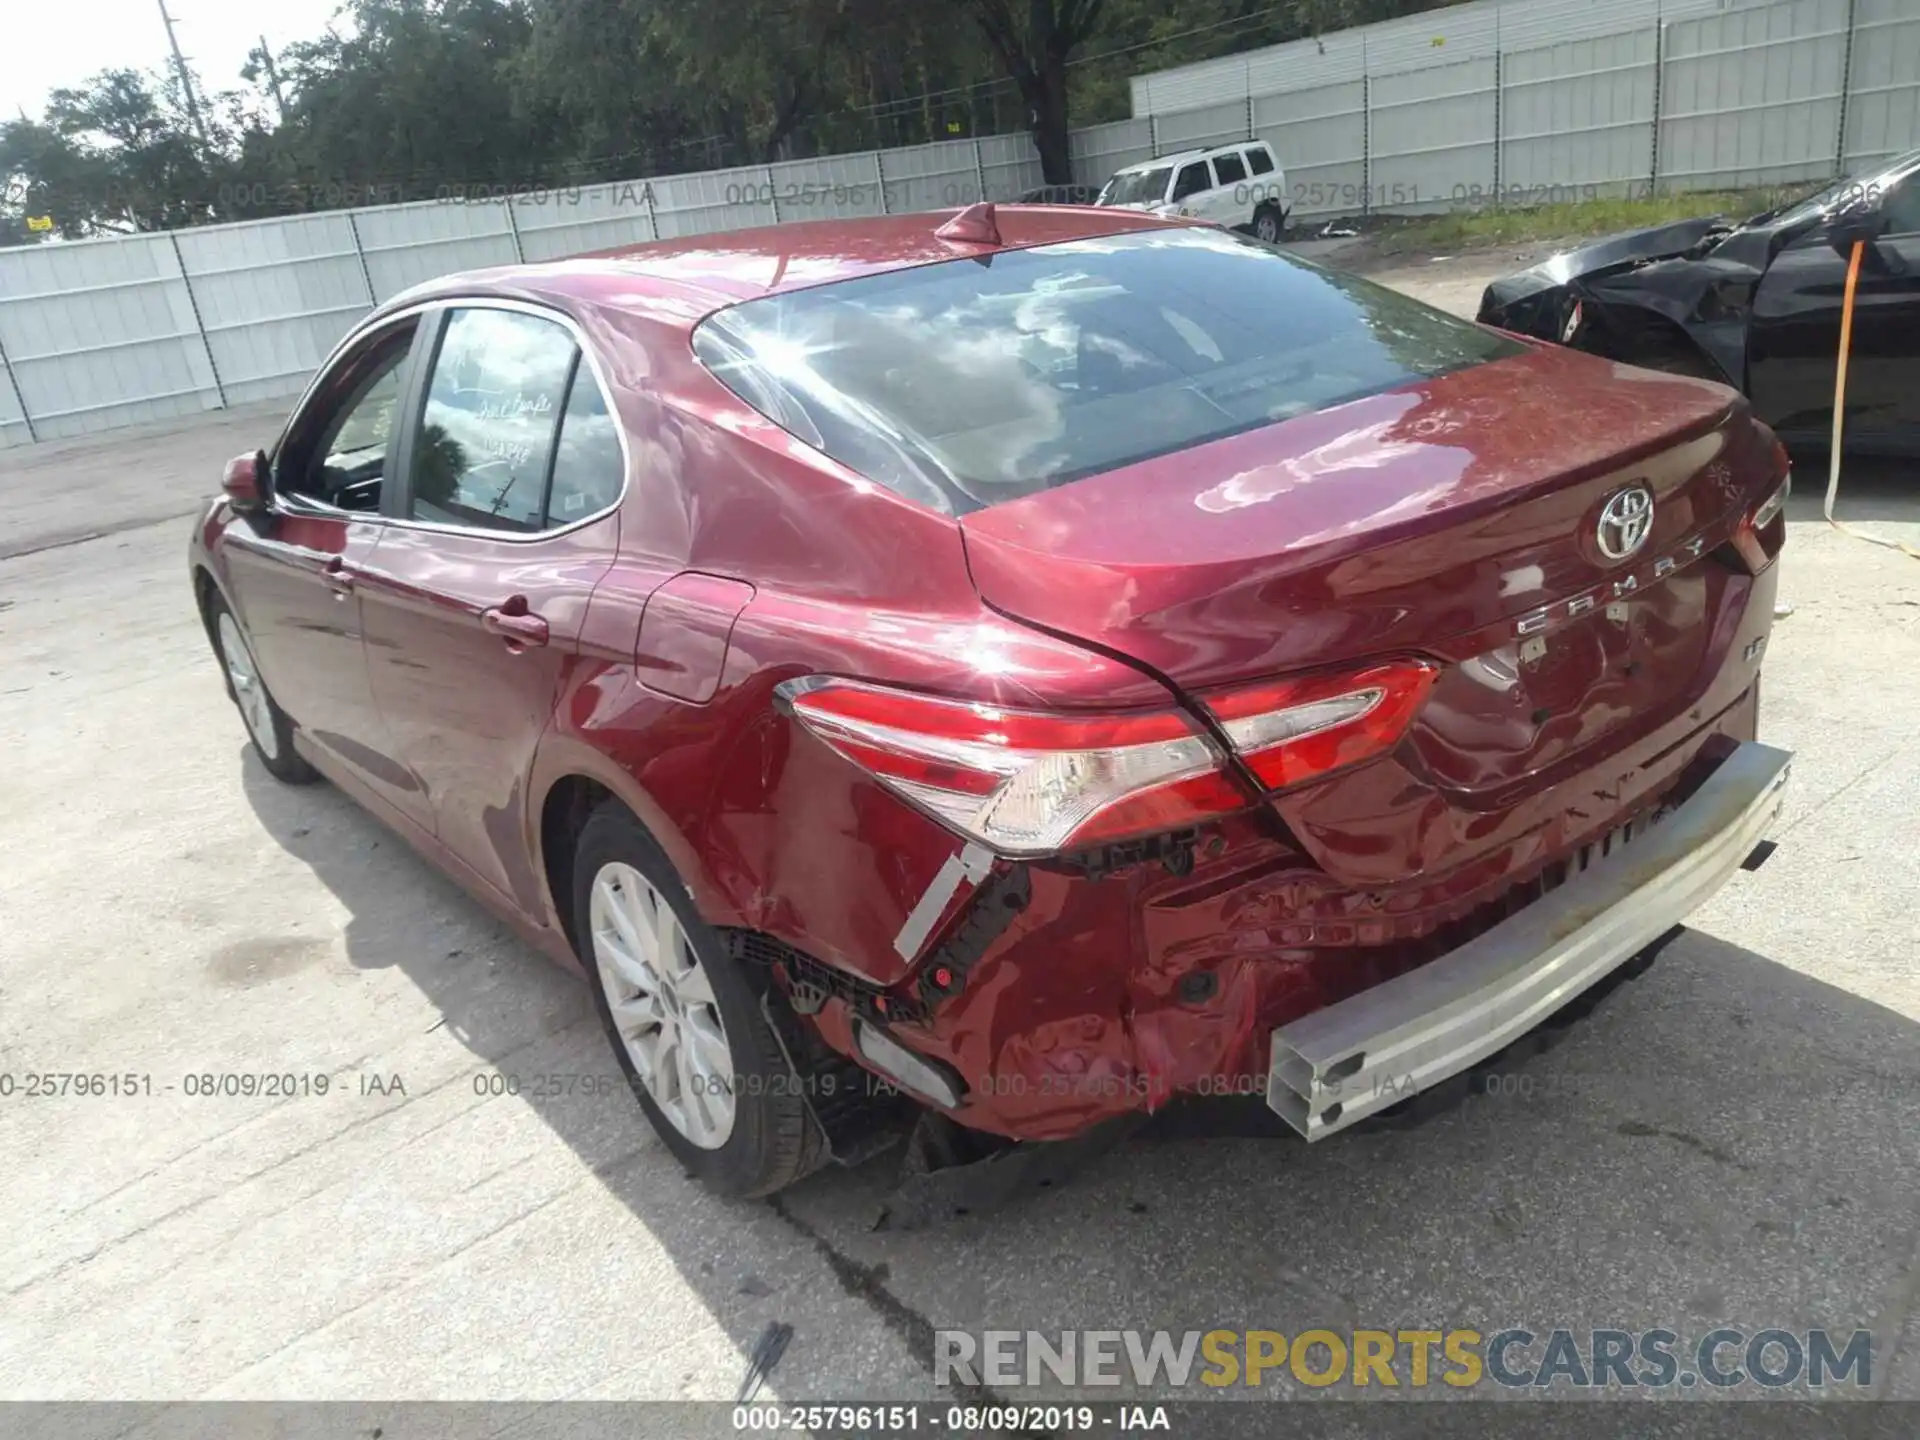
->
693;221;1792;1154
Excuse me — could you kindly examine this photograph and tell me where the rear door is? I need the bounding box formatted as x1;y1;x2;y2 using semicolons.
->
218;315;435;826
1206;148;1251;227
1244;144;1286;218
1747;164;1920;447
357;302;626;914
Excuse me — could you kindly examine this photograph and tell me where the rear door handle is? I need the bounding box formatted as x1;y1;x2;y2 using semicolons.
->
481;603;549;648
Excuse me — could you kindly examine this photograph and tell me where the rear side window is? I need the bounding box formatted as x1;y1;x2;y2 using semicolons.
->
1172;162;1211;202
694;227;1522;516
1212;152;1247;185
1881;172;1920;234
404;307;624;533
411;308;577;533
547;366;626;523
1246;147;1276;176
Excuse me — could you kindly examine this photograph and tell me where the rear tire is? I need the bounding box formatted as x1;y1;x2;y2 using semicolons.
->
571;804;823;1197
207;594;319;785
1253;203;1287;244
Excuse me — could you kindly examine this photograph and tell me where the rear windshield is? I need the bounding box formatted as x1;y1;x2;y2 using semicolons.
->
692;226;1523;515
1099;168;1171;207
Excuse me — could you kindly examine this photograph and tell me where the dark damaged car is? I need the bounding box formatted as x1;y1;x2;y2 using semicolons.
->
1480;147;1920;455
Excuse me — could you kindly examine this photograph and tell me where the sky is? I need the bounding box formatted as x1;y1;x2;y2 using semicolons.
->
3;0;348;121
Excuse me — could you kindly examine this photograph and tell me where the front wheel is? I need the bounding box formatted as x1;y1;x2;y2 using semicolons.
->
1253;204;1287;244
572;804;824;1196
208;595;318;784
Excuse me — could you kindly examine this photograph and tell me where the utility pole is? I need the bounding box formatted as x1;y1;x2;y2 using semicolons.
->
257;34;287;122
156;0;212;150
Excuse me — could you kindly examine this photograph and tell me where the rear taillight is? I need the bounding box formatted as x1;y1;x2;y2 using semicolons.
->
776;677;1235;857
1202;661;1439;791
777;661;1436;857
1751;470;1790;532
1729;437;1791;573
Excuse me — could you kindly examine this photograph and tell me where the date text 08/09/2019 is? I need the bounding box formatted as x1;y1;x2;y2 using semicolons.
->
732;1405;1161;1432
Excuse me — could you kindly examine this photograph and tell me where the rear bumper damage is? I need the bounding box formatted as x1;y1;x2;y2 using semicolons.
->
1266;739;1791;1139
775;679;1773;1148
756;539;1780;1153
760;646;1777;1136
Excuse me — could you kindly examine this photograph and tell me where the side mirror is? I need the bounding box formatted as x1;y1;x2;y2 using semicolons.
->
222;450;272;514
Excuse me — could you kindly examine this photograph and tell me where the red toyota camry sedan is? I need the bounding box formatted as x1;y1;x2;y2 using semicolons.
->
190;203;1792;1197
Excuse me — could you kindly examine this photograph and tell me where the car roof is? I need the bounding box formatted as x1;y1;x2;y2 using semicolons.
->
372;204;1183;331
1112;140;1268;175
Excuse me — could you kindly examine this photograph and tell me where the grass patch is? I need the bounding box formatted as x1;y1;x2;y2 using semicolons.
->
1367;186;1804;257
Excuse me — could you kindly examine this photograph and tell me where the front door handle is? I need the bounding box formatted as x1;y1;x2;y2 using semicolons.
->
481;601;550;649
323;556;354;597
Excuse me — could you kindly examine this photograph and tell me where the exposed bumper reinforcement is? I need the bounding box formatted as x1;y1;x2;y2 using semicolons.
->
1267;741;1792;1140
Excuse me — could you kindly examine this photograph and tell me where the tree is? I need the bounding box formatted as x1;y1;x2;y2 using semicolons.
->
0;69;222;237
267;0;549;203
954;0;1108;184
0;0;1456;242
1;120;92;241
514;0;727;177
651;0;844;163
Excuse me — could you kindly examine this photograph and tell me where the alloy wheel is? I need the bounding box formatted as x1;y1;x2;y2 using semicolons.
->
589;860;737;1148
218;613;280;761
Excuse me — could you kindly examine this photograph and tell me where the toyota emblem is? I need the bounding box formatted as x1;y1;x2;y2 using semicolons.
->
1596;485;1654;560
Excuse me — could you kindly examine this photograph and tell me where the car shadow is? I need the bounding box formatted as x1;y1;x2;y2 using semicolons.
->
240;750;1920;1404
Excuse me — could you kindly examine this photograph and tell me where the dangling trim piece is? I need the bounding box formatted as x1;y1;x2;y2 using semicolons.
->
893;842;994;961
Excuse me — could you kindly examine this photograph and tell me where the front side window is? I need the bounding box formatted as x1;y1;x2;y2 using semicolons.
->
280;322;416;513
1172;162;1211;202
1212;151;1248;185
330;366;402;462
694;226;1522;516
409;308;579;533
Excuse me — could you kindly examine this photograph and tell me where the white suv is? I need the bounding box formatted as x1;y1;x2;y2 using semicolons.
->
1096;141;1291;242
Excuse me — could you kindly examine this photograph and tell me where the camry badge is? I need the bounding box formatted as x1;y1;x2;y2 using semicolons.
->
1513;533;1708;640
1597;484;1655;560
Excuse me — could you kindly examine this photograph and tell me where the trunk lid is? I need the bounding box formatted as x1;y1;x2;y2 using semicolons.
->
959;343;1774;873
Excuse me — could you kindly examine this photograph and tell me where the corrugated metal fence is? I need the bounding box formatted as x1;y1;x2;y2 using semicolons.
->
3;0;1917;448
1108;0;1916;210
0;137;1040;447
